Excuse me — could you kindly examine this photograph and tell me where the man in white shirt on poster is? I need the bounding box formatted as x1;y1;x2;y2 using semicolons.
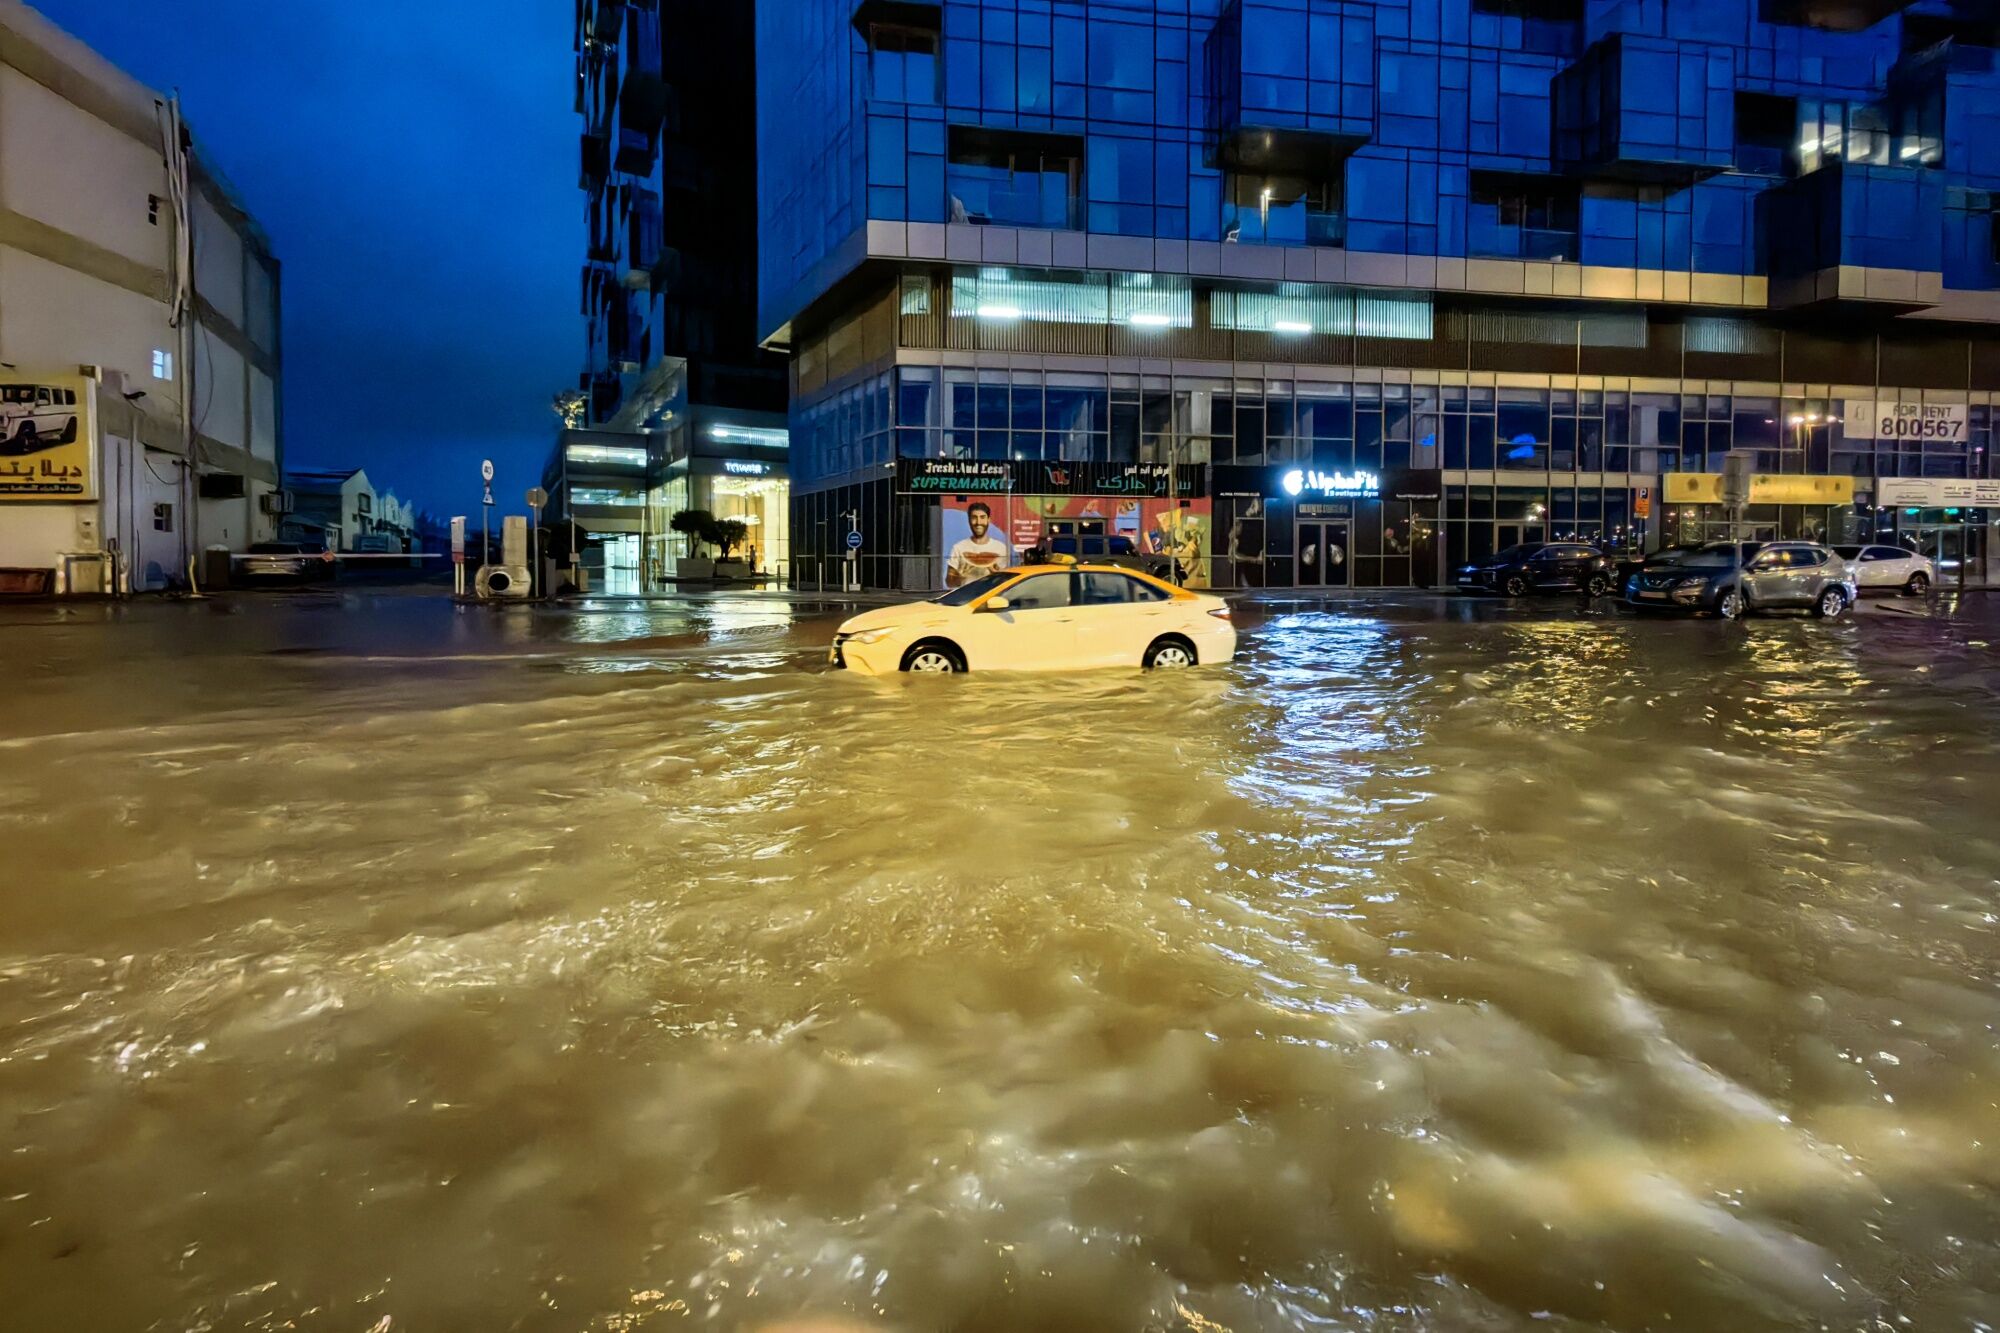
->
945;501;1012;586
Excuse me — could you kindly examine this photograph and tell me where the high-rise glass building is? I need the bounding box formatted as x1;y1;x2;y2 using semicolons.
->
758;0;2000;590
561;0;790;592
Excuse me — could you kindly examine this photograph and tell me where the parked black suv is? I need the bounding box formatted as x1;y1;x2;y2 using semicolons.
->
1623;540;1857;619
1022;534;1174;581
1455;542;1617;597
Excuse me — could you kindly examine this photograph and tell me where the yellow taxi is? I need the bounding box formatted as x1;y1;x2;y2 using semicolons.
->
827;560;1236;675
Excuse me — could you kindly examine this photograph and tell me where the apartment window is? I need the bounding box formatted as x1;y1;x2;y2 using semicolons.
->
153;502;173;533
946;127;1081;230
151;348;174;381
1468;173;1579;261
868;23;938;104
1735;93;1798;176
1223;171;1343;247
357;494;372;515
1797;97;1937;172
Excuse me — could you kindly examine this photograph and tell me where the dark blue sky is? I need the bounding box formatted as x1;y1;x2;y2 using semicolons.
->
38;0;577;517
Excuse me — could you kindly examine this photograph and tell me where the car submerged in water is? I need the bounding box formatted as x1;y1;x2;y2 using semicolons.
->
828;559;1235;674
1623;540;1857;619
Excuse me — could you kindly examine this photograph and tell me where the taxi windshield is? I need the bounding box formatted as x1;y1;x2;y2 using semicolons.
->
932;571;1015;606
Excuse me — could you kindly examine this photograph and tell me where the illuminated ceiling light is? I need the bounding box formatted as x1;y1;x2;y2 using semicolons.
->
977;304;1022;319
1273;319;1312;334
1129;312;1172;327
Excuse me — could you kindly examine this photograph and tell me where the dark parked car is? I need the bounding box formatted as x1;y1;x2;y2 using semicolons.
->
1455;542;1617;597
238;541;334;585
1623;540;1856;619
1613;542;1711;582
1024;533;1173;581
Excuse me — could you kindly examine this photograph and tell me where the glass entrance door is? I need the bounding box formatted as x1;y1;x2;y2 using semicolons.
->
1296;521;1350;587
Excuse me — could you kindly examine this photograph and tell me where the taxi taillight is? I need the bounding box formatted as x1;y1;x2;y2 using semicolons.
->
1208;606;1232;619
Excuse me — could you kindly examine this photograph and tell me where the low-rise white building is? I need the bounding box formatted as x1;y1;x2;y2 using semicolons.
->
0;0;281;594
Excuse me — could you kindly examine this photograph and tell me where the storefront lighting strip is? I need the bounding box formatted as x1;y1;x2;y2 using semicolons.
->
565;444;648;466
708;425;787;445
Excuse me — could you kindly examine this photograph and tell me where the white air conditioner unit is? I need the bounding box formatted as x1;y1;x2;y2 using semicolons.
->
259;489;292;515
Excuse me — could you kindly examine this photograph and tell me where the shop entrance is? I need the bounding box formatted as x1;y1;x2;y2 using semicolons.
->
1296;520;1350;587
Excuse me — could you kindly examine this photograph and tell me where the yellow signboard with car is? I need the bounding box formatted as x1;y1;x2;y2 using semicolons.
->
0;372;93;501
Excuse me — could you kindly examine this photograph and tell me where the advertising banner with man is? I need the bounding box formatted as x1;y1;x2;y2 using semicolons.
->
0;372;94;501
939;492;1212;588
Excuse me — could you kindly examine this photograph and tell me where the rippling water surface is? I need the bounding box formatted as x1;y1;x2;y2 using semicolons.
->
2;590;1997;1331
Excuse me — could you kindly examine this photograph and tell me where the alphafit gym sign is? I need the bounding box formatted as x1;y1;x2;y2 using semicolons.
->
1281;467;1379;499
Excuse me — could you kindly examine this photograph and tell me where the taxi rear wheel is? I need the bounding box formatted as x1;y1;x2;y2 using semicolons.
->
1143;636;1197;669
900;640;965;673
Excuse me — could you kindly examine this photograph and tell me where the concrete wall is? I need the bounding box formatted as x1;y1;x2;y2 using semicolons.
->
0;1;283;588
0;64;164;271
192;189;242;328
0;246;180;423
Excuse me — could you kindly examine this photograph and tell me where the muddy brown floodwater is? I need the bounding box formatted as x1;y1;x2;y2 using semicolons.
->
1;589;1997;1331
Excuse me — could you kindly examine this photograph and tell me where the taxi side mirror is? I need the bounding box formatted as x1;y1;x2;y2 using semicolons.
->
979;596;1011;612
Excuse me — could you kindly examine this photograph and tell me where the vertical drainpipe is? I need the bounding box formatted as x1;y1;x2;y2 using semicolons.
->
159;93;198;580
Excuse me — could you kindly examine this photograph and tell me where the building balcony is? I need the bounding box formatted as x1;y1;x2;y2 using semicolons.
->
617;4;667;132
586;371;622;424
1468;224;1579;263
1552;35;1733;184
581;130;610;189
614;123;658;175
625;188;663;285
576;0;625;47
1756;0;1914;32
1204;0;1372;167
1221;199;1343;247
1760;161;1944;310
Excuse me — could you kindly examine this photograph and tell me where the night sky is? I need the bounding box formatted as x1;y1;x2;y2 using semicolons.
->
35;0;578;518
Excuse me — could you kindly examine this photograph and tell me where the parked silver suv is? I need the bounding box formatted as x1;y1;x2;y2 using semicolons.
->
1624;540;1857;620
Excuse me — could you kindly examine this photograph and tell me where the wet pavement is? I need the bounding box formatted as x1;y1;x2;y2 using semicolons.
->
1;585;1997;1331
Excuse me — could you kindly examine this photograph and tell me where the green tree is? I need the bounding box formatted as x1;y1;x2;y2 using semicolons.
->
712;518;750;560
669;508;716;556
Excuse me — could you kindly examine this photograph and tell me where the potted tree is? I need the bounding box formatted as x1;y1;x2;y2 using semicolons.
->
670;508;717;581
712;518;754;580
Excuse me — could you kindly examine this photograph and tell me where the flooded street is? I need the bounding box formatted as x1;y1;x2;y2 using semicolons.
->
2;588;1998;1331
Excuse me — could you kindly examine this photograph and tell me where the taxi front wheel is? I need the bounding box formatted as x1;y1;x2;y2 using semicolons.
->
900;640;965;673
1144;636;1197;669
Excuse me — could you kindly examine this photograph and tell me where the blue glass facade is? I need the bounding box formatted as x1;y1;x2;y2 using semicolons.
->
758;0;2000;589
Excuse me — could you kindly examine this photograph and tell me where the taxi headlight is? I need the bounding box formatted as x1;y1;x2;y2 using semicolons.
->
842;627;895;645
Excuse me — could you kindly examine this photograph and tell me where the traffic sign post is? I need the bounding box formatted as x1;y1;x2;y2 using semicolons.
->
525;486;548;599
479;459;494;569
845;529;863;551
450;515;467;597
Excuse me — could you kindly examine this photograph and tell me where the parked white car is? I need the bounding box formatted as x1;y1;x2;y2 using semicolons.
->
1832;544;1935;595
0;383;81;454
